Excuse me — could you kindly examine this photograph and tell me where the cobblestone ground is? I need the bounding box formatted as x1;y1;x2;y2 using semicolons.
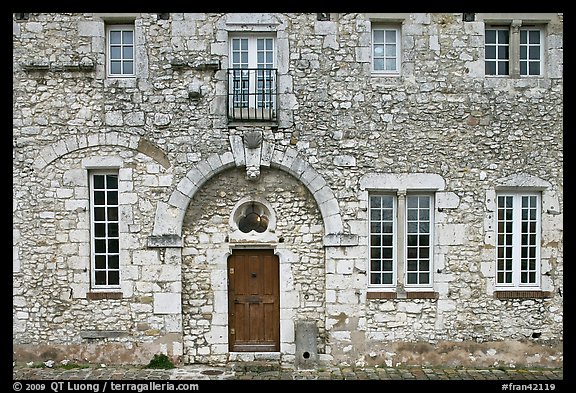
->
12;363;564;381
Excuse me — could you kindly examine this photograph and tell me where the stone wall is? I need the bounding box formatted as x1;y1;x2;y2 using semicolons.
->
13;13;563;367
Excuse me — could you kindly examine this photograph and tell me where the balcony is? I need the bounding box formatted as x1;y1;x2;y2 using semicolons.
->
227;68;277;124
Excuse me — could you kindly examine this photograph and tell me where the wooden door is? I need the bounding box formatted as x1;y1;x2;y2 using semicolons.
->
228;249;280;352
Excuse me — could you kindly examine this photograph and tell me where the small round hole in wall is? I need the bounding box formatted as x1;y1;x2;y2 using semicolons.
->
302;351;310;359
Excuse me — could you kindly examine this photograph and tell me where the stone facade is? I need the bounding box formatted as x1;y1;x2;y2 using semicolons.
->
13;13;563;368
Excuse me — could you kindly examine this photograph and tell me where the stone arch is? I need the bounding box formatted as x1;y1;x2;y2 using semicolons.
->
32;132;170;170
149;147;354;247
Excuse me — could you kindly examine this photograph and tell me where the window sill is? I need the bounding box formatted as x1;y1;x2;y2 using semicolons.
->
493;290;552;299
367;291;438;300
86;291;123;300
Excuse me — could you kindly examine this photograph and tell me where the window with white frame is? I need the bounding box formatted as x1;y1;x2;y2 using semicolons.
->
90;171;120;288
228;35;277;121
496;192;541;288
106;24;135;77
369;193;433;289
485;25;544;76
371;25;401;75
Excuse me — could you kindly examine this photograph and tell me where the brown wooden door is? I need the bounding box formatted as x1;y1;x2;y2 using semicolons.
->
228;249;280;352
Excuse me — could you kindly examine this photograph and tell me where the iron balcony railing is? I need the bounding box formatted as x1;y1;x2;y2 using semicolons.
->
227;68;278;122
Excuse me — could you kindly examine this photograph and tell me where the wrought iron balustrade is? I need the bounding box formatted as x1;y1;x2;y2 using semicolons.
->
227;68;277;122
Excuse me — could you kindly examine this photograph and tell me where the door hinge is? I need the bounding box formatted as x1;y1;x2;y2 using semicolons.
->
229;267;234;275
230;328;235;335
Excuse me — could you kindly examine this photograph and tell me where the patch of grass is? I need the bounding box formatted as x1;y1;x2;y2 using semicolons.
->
144;353;175;369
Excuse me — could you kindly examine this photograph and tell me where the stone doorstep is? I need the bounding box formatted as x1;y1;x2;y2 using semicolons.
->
229;360;283;373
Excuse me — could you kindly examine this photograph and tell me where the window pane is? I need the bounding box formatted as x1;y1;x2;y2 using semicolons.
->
123;47;133;60
371;273;381;284
94;191;105;205
93;175;105;189
371;248;381;259
407;260;417;271
373;30;384;42
407;235;417;247
370;222;380;233
370;196;381;208
95;255;106;269
108;271;120;285
382;274;393;284
485;61;496;75
383;248;392;259
385;30;396;42
419;222;429;233
257;39;263;50
107;191;118;205
382;235;393;247
95;271;107;285
382;209;393;220
407;247;417;259
374;44;384;57
498;46;509;59
529;46;540;60
124;61;134;74
498;30;509;43
407;197;418;208
122;31;133;44
419;260;429;271
257;52;264;64
241;52;248;63
419;209;429;220
419;273;429;284
371;235;381;246
385;59;396;70
529;30;540;44
407;222;418;233
108;207;118;221
385;44;396;57
109;31;121;44
108;223;119;237
94;207;106;221
107;173;119;188
520;46;527;59
110;61;121;74
108;239;119;253
110;46;121;59
419;235;429;246
95;223;106;238
370;209;381;220
407;209;418;220
407;273;417;284
382;222;393;233
520;31;527;44
486;46;496;59
108;255;119;269
420;247;429;259
373;59;384;71
383;260;393;271
485;30;496;44
371;260;381;271
95;239;106;253
382;197;393;209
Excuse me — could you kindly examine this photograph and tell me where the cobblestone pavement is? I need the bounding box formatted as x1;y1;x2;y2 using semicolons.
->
13;363;564;382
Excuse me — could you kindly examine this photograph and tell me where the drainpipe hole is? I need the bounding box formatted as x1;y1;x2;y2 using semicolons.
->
302;351;310;359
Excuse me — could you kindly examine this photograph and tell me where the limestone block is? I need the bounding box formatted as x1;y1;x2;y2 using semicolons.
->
153;293;181;314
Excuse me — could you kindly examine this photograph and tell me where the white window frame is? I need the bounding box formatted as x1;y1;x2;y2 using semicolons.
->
371;25;401;75
485;26;510;76
89;170;121;289
369;194;397;289
404;194;434;289
368;192;434;290
229;34;276;110
519;27;544;76
485;24;544;77
106;24;135;78
495;192;541;289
